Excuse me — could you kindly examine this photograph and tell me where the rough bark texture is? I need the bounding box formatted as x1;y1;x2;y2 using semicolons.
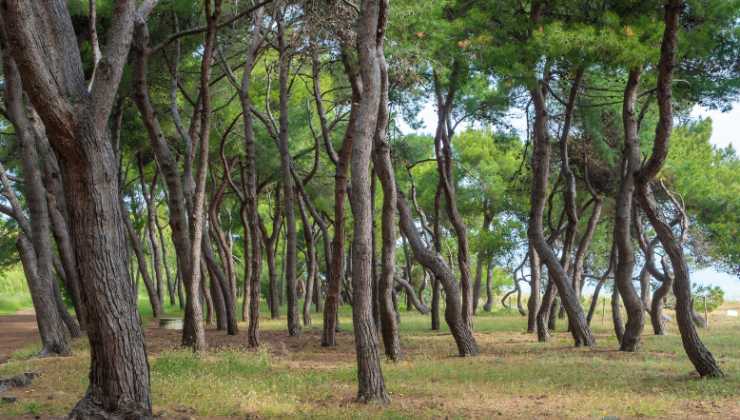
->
528;80;594;347
0;49;71;355
2;1;156;415
322;47;361;347
372;39;401;361
614;67;645;352
348;0;390;403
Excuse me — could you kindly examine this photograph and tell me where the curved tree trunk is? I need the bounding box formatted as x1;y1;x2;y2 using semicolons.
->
373;45;401;361
398;192;479;356
528;79;594;347
614;67;645;352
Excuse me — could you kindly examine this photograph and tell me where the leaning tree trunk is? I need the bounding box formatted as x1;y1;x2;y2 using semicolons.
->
528;79;594;347
322;49;360;347
120;200;163;318
637;184;723;377
0;51;71;355
132;20;199;350
398;192;479;356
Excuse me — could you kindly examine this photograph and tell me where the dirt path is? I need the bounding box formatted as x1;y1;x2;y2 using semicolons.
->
0;310;38;364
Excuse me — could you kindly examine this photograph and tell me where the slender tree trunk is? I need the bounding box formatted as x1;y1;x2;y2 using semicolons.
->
398;192;479;356
638;185;723;376
274;16;300;337
322;50;360;346
614;67;645;352
527;247;541;332
528;78;594;347
121;201;163;318
138;156;165;309
298;196;316;326
612;283;625;344
473;210;493;315
132;21;199;350
483;259;494;312
373;43;401;361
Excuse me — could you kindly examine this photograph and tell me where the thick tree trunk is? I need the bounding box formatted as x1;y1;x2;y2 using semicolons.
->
348;0;390;403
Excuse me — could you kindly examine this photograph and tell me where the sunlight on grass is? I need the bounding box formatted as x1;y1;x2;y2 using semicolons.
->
1;302;738;418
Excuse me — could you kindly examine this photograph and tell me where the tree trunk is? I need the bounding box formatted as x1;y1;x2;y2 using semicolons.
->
298;196;316;327
612;283;625;344
348;0;390;403
398;192;479;356
473;211;493;315
275;15;300;337
138;156;165;309
322;50;360;346
373;44;401;361
527;247;541;332
528;79;594;347
132;21;199;350
121;200;163;318
614;67;645;352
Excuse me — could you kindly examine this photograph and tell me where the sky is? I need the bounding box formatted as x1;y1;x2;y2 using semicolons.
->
400;103;740;300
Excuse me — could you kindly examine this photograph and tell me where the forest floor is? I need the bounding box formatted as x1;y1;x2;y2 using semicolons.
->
0;311;38;364
0;302;739;419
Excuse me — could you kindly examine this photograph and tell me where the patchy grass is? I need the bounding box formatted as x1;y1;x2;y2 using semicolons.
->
1;302;739;419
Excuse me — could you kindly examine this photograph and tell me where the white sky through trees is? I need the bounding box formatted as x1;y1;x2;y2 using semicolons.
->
400;102;740;299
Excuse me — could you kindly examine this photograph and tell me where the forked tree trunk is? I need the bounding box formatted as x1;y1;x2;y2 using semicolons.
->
348;0;390;403
614;67;645;352
528;80;594;347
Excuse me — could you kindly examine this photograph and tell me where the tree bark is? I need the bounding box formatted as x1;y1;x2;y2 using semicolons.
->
614;67;645;352
372;39;401;361
527;247;541;332
528;79;594;347
0;49;72;355
473;210;493;314
398;192;479;356
348;0;390;403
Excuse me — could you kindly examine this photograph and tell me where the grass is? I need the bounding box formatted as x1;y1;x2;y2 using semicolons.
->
1;300;738;419
0;266;32;315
